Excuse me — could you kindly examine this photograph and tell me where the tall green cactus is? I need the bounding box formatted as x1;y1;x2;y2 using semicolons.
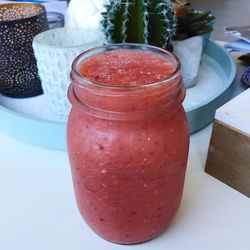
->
102;0;176;49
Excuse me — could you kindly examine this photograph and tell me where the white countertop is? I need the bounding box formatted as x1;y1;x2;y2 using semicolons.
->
0;53;249;250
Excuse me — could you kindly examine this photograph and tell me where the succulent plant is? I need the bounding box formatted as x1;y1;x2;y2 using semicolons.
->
173;0;215;40
102;0;177;49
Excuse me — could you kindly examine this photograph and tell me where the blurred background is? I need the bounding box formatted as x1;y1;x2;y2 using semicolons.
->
3;0;250;42
190;0;250;41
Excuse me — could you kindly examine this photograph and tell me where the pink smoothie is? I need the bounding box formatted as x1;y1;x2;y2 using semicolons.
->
67;47;189;244
78;49;175;86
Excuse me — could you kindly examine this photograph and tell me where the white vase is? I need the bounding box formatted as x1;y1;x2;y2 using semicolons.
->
32;27;104;121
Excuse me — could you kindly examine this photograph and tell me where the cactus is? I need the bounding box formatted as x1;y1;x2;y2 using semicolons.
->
102;0;176;49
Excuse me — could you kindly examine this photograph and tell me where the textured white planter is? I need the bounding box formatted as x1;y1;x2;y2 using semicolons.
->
33;27;104;120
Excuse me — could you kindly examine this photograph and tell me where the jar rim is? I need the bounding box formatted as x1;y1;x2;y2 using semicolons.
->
71;43;181;90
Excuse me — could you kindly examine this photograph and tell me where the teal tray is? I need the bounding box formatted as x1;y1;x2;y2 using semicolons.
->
0;103;67;150
184;40;236;133
0;40;236;150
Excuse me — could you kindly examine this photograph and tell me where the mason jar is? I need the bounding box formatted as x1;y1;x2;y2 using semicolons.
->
67;44;189;244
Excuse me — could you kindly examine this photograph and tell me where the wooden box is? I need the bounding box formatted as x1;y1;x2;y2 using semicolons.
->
205;89;250;197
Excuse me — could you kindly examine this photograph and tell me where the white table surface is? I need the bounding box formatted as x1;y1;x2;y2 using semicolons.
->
0;53;249;250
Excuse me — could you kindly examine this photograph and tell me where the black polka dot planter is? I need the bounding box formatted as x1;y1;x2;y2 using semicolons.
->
0;2;48;98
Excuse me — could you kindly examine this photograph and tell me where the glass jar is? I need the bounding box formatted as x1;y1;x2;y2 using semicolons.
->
67;44;189;244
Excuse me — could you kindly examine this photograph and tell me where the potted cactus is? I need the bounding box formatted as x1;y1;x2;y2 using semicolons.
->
65;0;215;87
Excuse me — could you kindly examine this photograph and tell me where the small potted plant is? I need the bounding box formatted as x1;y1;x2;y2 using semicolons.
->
173;0;215;87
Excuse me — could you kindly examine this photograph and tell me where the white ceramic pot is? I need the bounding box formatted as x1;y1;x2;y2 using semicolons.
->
33;27;104;121
172;35;203;89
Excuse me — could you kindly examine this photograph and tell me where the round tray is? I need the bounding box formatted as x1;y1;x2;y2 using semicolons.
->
0;95;67;150
0;40;236;150
184;40;236;133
